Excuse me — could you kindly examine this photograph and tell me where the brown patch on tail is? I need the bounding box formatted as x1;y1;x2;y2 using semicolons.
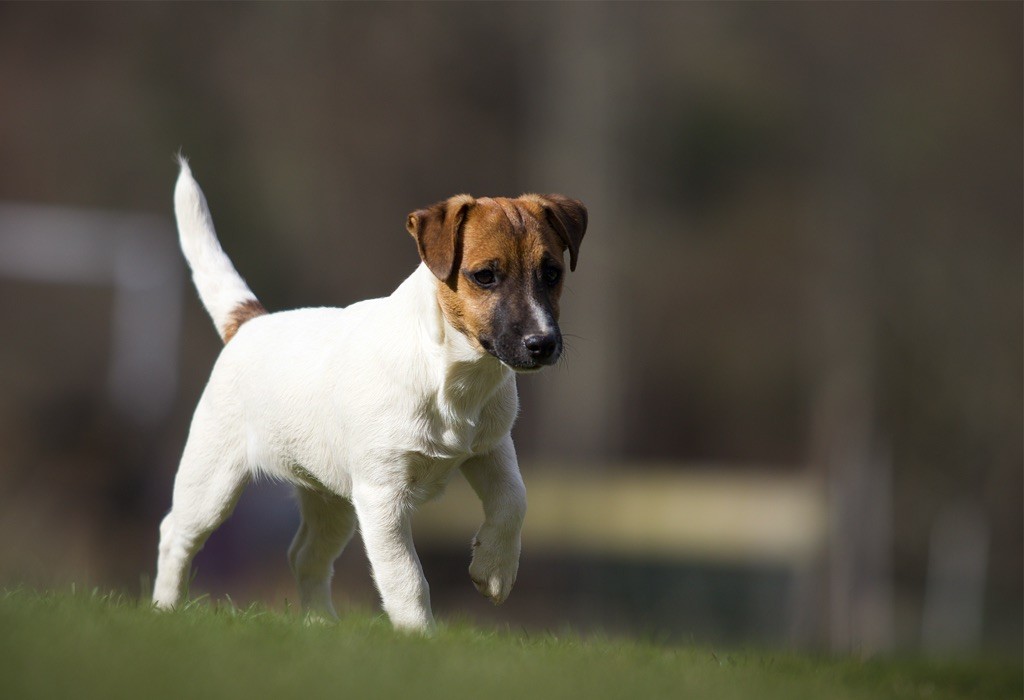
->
222;299;267;343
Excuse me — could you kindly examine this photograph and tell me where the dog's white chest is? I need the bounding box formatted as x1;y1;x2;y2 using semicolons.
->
433;415;489;456
429;380;516;454
401;386;516;503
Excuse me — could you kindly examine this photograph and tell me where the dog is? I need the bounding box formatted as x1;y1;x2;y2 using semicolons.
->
152;158;586;632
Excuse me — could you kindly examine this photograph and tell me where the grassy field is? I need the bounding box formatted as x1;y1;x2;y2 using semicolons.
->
0;588;1019;700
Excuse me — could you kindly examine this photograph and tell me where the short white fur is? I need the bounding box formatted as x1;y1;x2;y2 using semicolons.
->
153;162;527;632
173;158;260;340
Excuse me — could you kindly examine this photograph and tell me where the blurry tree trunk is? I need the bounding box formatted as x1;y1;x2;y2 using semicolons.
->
521;4;627;462
804;179;894;653
802;25;894;652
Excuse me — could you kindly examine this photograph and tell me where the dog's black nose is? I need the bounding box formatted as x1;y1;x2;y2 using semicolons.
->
523;334;558;362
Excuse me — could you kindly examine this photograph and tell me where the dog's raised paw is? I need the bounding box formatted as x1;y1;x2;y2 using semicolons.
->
468;531;520;605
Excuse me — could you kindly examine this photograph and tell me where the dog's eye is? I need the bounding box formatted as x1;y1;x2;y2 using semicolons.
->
472;269;496;287
543;266;562;287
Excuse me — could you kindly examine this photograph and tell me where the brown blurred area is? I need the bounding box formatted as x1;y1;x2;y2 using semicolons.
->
0;2;1019;653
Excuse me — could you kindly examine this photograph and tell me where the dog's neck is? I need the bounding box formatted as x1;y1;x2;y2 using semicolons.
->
401;264;513;414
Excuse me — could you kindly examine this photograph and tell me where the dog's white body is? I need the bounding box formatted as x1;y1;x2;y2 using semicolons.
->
154;163;529;631
202;269;520;502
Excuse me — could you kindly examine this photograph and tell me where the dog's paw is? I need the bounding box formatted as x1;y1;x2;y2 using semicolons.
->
385;606;436;636
468;529;520;605
301;611;338;627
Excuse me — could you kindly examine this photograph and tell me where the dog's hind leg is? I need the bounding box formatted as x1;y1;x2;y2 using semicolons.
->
153;416;249;610
287;488;356;620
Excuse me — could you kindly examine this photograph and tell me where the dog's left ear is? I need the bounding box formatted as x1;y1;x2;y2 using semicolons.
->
528;194;588;272
406;194;475;281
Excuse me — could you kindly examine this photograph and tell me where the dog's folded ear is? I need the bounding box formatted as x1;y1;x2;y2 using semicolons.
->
406;195;475;282
526;194;588;272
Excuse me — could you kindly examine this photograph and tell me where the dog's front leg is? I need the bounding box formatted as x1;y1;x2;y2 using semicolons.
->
461;437;527;605
351;484;434;633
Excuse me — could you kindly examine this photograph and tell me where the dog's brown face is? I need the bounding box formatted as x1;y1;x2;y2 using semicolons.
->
406;194;587;372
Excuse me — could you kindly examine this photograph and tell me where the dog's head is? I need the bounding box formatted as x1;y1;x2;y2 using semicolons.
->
406;194;587;372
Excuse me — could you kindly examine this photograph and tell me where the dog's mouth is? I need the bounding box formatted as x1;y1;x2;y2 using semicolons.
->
508;363;544;374
500;357;545;374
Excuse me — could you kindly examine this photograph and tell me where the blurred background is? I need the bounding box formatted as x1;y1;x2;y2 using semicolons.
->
0;2;1019;655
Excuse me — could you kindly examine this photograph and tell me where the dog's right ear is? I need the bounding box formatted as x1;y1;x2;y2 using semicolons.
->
406;194;475;282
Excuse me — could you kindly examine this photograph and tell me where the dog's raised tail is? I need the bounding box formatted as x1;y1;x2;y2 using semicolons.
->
174;157;266;343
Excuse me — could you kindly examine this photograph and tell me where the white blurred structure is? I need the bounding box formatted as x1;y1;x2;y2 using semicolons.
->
0;203;183;426
922;502;990;653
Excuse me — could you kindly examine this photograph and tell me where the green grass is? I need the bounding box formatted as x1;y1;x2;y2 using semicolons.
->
0;588;1019;700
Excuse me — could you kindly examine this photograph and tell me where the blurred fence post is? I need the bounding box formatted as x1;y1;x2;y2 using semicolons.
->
921;502;989;653
520;3;627;462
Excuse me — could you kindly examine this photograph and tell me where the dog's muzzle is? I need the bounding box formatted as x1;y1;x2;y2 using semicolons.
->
482;331;562;372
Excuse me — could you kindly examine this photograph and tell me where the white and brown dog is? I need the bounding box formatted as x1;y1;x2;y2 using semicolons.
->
153;159;586;632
